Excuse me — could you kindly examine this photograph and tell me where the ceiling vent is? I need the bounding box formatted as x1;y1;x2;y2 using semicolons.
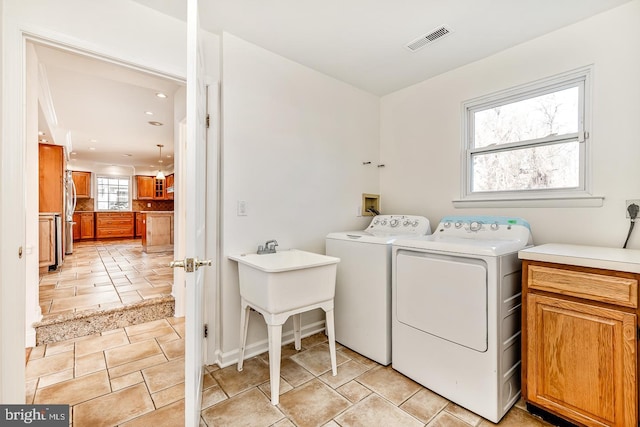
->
406;25;452;52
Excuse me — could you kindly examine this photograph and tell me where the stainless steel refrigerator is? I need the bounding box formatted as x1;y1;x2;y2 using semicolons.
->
64;170;77;255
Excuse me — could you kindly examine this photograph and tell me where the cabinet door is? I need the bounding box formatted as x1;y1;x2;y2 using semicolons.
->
154;177;165;200
72;171;92;198
165;174;174;200
72;213;81;240
80;213;94;239
136;176;155;200
38;216;55;267
527;294;637;427
39;144;64;213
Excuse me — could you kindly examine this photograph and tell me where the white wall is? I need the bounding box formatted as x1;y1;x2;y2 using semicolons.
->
218;33;380;365
380;0;640;248
1;0;190;403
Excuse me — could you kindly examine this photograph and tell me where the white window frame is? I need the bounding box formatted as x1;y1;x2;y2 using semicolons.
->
95;175;132;211
455;66;603;208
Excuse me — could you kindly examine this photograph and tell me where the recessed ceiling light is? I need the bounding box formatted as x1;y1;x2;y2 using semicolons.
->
122;154;132;157
39;138;48;143
166;154;172;158
148;121;164;126
89;147;96;151
71;152;77;155
90;139;98;143
156;92;167;99
38;131;46;136
145;111;154;116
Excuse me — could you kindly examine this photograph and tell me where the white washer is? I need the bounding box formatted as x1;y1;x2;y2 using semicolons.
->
326;215;431;365
392;215;533;423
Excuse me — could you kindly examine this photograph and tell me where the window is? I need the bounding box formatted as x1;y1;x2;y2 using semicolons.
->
96;176;131;211
460;67;595;205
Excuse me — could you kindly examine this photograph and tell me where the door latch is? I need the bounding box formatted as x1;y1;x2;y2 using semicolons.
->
169;257;212;272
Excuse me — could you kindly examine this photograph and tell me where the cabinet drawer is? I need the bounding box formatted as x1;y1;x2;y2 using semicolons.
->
97;212;133;219
96;218;133;227
528;265;638;308
95;227;134;238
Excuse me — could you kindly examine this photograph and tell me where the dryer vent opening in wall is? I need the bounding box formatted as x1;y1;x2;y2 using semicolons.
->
406;25;452;52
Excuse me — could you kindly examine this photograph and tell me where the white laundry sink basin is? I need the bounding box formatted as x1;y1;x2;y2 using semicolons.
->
229;249;340;314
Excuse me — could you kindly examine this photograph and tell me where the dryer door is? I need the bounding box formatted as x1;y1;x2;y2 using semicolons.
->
395;251;488;352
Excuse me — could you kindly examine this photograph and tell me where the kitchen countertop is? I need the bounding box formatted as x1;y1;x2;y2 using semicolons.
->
138;211;174;214
519;243;640;274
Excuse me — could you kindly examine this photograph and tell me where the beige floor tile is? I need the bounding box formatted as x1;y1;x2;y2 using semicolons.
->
74;329;129;357
400;388;449;424
151;382;184;408
201;384;228;409
26;351;74;380
141;357;185;393
28;344;46;360
173;321;185;338
25;379;38;404
108;353;168;378
34;370;111;405
445;403;483;425
75;352;107;377
160;337;184;359
128;324;176;343
44;340;75;357
335;394;423;427
278;379;351;427
356;366;422;405
125;318;170;336
319;359;371;389
156;331;182;344
279;357;315;387
301;332;328;348
274;419;297;427
337;346;380;369
427;410;474;427
50;291;120;312
258;377;294;400
105;339;162;367
336;380;372;403
212;357;270;397
289;343;350;376
121;399;185;427
73;383;155;427
37;369;75;388
478;407;554;426
111;371;144;391
201;388;284;427
75;284;116;295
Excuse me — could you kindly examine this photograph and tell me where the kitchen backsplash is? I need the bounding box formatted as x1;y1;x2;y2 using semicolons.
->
75;198;174;212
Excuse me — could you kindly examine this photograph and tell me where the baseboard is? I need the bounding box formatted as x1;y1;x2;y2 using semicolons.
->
215;320;326;368
25;327;36;348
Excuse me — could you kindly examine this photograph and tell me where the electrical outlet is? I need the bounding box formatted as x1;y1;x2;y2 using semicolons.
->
626;200;640;218
237;200;247;216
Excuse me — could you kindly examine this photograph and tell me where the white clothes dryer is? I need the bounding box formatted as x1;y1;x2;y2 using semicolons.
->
326;215;430;365
392;215;533;423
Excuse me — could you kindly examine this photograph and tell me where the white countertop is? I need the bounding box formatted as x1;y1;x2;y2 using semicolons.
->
519;243;640;274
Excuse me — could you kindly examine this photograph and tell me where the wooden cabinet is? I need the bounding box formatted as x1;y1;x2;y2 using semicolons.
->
39;214;56;268
135;212;145;238
523;261;638;427
136;175;170;200
141;212;173;253
72;171;92;198
80;212;95;239
39;143;64;213
165;174;174;200
72;213;81;240
136;176;155;200
95;212;134;238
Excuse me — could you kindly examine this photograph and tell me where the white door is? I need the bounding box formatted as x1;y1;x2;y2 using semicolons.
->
180;0;210;425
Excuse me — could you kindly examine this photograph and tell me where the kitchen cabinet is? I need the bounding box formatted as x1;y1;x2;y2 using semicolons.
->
80;212;95;239
39;214;56;268
135;212;144;238
95;212;134;238
136;175;168;200
141;211;173;253
136;176;155;200
72;213;81;240
520;244;639;427
39;143;64;213
165;174;174;200
72;171;92;198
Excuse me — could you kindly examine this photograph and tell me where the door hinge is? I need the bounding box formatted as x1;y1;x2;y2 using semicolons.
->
204;324;208;338
206;114;210;129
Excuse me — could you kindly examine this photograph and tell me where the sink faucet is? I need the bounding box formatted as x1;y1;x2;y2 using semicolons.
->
257;239;278;254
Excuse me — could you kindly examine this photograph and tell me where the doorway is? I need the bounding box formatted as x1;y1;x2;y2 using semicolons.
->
28;39;186;345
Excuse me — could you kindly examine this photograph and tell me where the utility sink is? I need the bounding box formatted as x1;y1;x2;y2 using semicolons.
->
229;249;340;314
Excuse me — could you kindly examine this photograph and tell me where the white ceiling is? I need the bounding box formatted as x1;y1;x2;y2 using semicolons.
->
135;0;631;95
36;1;632;171
34;43;183;172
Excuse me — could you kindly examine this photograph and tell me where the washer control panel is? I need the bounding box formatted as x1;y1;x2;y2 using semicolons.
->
435;215;531;241
366;215;431;236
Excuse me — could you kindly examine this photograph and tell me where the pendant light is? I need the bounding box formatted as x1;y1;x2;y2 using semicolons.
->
155;144;165;180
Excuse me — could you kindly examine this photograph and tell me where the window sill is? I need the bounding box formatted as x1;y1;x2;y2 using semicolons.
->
452;195;604;208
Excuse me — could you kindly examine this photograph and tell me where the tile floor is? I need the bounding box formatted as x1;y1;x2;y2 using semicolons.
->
26;317;554;427
39;239;174;321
